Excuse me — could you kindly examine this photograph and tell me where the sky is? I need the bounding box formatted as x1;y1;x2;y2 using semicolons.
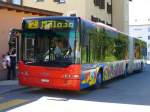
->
129;0;150;25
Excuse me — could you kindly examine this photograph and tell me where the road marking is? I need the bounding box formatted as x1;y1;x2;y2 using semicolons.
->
0;99;28;111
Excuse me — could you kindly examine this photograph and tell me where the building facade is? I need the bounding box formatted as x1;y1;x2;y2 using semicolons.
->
21;0;129;34
22;0;112;25
112;0;129;34
129;24;150;62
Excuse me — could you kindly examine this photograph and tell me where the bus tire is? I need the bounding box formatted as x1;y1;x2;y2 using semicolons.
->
94;68;103;88
141;62;144;71
123;64;128;78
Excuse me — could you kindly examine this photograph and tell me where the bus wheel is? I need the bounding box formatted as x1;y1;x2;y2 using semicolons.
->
141;62;144;71
123;65;128;78
95;69;103;88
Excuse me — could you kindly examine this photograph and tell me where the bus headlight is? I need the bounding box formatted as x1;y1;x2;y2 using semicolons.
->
64;74;69;78
64;74;72;78
73;75;80;78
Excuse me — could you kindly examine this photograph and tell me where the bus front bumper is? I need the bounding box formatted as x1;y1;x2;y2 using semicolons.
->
18;75;80;91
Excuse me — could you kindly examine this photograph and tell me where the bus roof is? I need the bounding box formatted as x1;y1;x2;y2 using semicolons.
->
96;22;117;32
23;16;78;21
79;17;122;33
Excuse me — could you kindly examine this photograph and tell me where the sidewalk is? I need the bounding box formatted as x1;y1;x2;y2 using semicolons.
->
0;80;26;95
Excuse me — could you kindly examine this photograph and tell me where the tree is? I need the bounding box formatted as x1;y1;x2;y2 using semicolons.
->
89;28;115;62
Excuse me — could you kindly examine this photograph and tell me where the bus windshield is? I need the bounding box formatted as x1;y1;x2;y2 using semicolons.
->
22;29;76;67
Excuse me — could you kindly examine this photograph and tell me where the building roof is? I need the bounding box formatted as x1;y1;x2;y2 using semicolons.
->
0;1;62;16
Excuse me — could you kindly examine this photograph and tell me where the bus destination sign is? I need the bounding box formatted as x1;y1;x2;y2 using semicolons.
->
26;20;74;30
41;20;74;29
27;20;39;29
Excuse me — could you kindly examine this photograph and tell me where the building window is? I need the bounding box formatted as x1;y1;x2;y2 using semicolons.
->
100;20;105;24
148;36;150;40
13;0;22;5
54;0;65;3
94;0;100;6
107;2;112;14
91;15;99;22
1;0;22;5
94;0;105;9
59;0;65;3
100;0;105;9
3;0;12;3
91;15;105;24
135;19;138;22
70;13;76;16
134;28;142;31
106;22;112;26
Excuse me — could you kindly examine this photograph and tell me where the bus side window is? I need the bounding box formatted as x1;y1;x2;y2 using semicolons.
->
81;21;90;64
81;44;90;63
81;46;87;64
86;45;90;63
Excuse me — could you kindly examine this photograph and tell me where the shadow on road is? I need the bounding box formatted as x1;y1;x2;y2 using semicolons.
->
8;64;150;106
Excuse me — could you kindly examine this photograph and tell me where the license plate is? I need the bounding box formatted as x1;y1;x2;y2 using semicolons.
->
41;79;49;83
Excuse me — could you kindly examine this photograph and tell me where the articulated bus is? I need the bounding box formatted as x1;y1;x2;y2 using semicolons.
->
17;16;147;91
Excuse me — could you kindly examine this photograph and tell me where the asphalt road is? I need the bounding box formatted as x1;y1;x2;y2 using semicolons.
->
1;64;150;112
